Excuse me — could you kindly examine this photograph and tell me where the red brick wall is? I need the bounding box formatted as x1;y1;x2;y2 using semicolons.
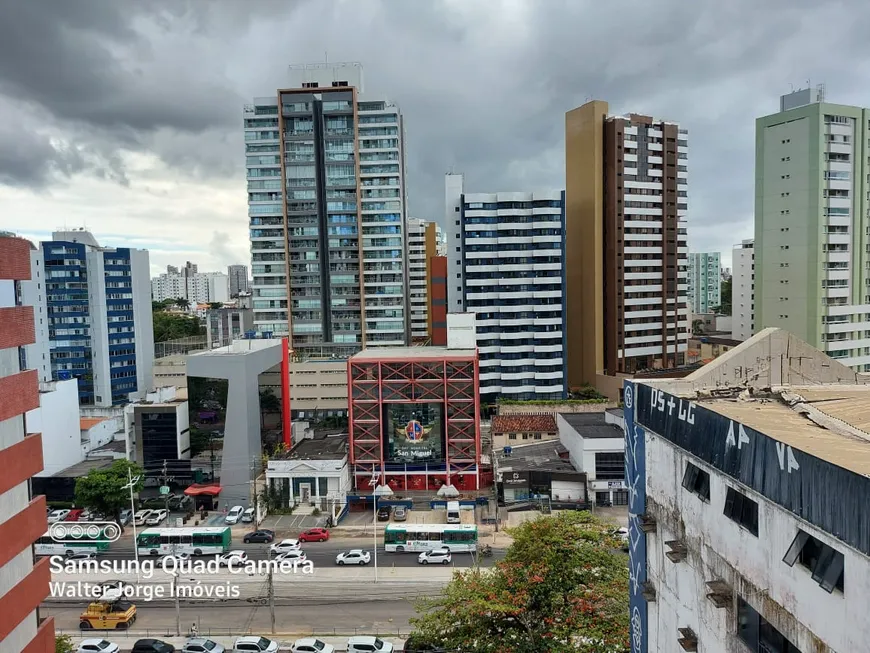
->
0;433;44;496
0;496;46;568
0;237;32;280
0;306;35;349
0;369;39;422
0;557;51;641
21;617;56;653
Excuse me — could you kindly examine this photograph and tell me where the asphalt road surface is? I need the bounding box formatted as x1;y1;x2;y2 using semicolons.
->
95;538;502;568
45;601;416;637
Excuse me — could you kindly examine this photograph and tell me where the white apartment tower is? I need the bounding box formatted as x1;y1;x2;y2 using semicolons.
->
732;239;755;341
687;252;722;314
246;62;408;354
446;174;566;400
151;265;228;305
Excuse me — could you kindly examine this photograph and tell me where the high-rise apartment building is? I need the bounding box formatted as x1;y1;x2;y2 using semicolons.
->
33;230;154;407
446;174;566;400
0;234;56;653
756;88;870;371
246;62;408;355
566;101;689;388
151;265;228;305
227;264;250;297
407;217;443;342
687;251;722;314
732;239;755;341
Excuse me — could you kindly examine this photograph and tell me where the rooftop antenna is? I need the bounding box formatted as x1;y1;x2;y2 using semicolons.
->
325;51;328;64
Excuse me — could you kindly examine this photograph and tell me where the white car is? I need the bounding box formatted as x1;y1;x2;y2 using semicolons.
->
418;548;452;565
274;550;307;563
146;509;169;526
47;509;70;523
346;636;393;653
217;550;248;567
97;580;129;601
78;639;120;653
335;549;371;566
133;509;152;526
225;505;245;524
291;638;334;653
233;636;279;653
182;638;225;653
160;552;192;565
269;538;301;554
241;507;255;523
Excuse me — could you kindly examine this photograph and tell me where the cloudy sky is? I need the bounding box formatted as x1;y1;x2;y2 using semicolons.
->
2;0;869;274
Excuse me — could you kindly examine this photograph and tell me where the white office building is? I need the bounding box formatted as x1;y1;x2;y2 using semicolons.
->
732;239;755;341
151;265;229;305
246;62;408;354
445;174;566;400
687;252;722;314
625;328;870;653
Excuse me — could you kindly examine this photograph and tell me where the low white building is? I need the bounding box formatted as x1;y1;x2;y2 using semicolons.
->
625;327;870;653
265;432;350;522
27;379;81;477
557;411;626;507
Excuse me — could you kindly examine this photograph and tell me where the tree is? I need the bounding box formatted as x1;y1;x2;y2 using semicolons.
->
410;512;629;652
56;635;75;653
75;460;145;529
712;278;732;315
208;302;224;309
175;297;191;310
153;312;202;342
692;319;705;335
259;388;282;428
152;299;175;313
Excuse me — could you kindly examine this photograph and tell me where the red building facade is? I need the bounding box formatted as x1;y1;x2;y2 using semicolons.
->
348;348;484;492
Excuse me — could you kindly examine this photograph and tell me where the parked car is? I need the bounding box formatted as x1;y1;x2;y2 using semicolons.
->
241;507;255;523
298;527;330;542
290;638;334;653
346;636;393;652
376;506;392;521
160;552;192;566
65;552;98;567
335;550;371;566
119;509;133;526
181;638;225;653
269;538;301;554
78;638;120;653
418;548;452;565
243;530;274;544
47;509;70;523
216;551;248;567
146;509;169;526
65;508;85;522
274;550;307;563
131;640;175;653
232;636;279;653
133;510;152;527
393;506;407;521
401;636;446;653
225;505;244;524
98;580;129;600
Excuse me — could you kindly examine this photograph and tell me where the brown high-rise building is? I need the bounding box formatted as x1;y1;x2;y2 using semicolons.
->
565;101;689;390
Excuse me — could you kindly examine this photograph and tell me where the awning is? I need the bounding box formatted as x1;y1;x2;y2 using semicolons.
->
184;483;222;496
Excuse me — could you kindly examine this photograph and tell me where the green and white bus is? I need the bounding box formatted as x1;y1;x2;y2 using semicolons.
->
136;527;232;556
34;531;112;557
384;523;478;553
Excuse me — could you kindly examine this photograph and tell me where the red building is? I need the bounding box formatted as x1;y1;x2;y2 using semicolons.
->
348;347;484;492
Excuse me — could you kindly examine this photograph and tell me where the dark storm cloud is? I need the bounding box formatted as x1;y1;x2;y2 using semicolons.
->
2;0;870;256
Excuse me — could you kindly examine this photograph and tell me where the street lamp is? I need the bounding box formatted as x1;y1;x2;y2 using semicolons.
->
369;475;393;583
121;469;141;565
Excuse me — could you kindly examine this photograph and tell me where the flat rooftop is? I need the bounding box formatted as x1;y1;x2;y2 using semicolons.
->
351;346;476;360
496;440;579;474
52;458;114;478
559;412;624;439
275;432;348;460
699;385;870;477
189;338;282;356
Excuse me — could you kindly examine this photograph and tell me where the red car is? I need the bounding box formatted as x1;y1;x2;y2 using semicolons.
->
298;527;330;543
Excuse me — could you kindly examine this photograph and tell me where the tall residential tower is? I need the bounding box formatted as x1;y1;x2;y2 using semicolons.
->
687;251;722;314
732;239;755;341
755;88;870;371
246;62;409;355
566;101;689;389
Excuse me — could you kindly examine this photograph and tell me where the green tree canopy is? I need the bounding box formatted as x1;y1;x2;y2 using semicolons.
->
410;512;629;653
152;299;175;313
712;278;732;315
153;311;203;342
75;460;145;527
175;297;191;310
56;635;75;653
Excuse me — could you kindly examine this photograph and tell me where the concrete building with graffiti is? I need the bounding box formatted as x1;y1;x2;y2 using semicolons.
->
623;327;870;653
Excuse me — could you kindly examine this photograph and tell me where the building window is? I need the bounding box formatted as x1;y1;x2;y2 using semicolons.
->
723;486;758;536
594;452;625;481
783;530;845;593
681;461;710;502
737;597;801;652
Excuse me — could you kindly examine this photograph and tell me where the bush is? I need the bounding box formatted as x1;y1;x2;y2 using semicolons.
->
311;507;321;516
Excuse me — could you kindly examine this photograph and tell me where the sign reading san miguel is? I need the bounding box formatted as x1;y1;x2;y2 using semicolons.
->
635;383;870;557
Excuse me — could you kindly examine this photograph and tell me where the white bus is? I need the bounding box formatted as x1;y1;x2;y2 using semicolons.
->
34;531;111;557
384;523;477;553
136;527;232;556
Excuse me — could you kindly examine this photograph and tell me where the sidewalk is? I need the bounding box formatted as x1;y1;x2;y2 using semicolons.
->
60;634;406;652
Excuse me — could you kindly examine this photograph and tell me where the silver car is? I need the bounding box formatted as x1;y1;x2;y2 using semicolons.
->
182;638;224;653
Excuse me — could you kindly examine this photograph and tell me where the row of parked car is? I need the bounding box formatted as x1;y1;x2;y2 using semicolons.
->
81;635;404;653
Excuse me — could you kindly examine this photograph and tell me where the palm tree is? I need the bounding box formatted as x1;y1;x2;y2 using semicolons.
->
175;297;191;311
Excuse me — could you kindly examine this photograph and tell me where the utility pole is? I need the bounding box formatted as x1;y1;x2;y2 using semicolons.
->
267;560;275;633
122;469;141;566
173;573;181;636
159;460;173;514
